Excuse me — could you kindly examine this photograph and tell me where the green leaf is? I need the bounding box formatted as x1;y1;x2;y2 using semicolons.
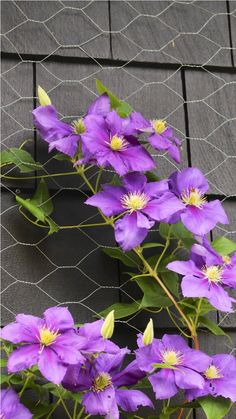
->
199;316;230;339
30;403;54;418
211;236;236;256
179;298;216;317
102;247;140;268
0;359;7;367
199;396;232;419
0;374;11;384
142;243;165;249
31;179;53;216
159;222;195;249
53;152;71;161
136;277;172;308
145;171;160;182
152;363;176;370
96;79;132;117
1;148;42;173
16;195;45;222
99;300;141;319
161;271;179;298
46;217;59;235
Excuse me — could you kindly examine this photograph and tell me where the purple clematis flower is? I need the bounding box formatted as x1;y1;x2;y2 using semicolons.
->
32;93;110;158
186;354;236;402
81;110;155;176
1;307;87;384
167;168;229;235
0;388;32;419
130;112;181;163
167;240;236;312
77;319;120;355
63;350;153;418
86;172;185;251
135;334;211;400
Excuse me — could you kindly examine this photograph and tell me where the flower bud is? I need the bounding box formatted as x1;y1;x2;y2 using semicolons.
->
101;310;115;339
142;318;154;346
38;85;51;106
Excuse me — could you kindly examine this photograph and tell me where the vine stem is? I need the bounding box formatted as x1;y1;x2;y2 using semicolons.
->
19;374;31;398
56;388;72;419
133;247;196;340
1;171;80;181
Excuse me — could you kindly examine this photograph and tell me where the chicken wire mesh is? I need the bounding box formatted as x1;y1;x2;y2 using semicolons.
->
1;0;236;356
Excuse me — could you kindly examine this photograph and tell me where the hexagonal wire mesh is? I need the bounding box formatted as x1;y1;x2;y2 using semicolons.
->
1;0;236;380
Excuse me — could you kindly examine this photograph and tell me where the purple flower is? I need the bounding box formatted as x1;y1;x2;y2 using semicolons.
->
1;307;86;384
0;388;32;419
77;319;120;355
130;112;181;163
86;172;184;251
167;168;229;235
81;110;155;176
135;334;211;400
32;94;110;158
63;350;153;418
167;240;236;312
186;354;236;402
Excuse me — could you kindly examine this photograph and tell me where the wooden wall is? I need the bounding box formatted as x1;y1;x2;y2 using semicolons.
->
1;1;236;417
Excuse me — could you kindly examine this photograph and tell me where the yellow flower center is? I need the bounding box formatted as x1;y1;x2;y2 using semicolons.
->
92;373;112;392
181;188;207;208
203;265;222;282
110;134;127;151
38;326;60;346
152;119;167;134
121;192;149;212
222;256;231;265
162;350;182;366
72;118;86;134
204;365;222;379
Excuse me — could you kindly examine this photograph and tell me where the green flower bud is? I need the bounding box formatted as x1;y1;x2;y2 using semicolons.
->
101;310;115;339
38;85;51;106
142;318;154;346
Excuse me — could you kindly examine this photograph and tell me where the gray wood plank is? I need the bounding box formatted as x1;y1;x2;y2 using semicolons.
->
1;1;111;59
111;1;232;66
185;70;236;195
1;58;35;189
229;0;236;63
1;190;120;325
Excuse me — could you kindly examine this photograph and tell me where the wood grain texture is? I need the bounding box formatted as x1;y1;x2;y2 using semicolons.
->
185;69;236;195
110;0;232;65
1;0;111;59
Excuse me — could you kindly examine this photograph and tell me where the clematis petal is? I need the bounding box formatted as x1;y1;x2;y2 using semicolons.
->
122;172;147;192
32;105;72;143
115;213;149;251
48;134;79;157
82;387;115;416
38;347;67;384
86;93;110;116
85;189;124;217
175;366;205;390
143;192;185;221
62;363;92;392
8;344;39;373
181;276;209;298
167;260;202;277
144;179;170;197
161;334;188;352
183;349;211;372
112;360;145;387
120;145;155;174
208;284;235;312
43;306;74;331
174;168;209;196
149;369;178;399
1;322;38;344
116;389;154;411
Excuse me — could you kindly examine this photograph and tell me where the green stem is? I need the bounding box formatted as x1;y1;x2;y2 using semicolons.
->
46;398;61;419
56;389;72;419
59;222;108;229
73;400;79;419
75;166;96;194
19;374;31;398
185;409;193;419
1;171;80;181
134;247;195;338
154;225;173;272
194;298;203;330
95;168;103;192
166;307;191;338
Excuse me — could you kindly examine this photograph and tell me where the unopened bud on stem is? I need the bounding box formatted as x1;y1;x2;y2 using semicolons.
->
38;86;51;106
101;310;115;339
142;318;154;346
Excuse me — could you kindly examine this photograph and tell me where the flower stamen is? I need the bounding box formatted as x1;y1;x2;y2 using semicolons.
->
121;191;149;212
92;372;112;392
162;350;183;366
151;119;167;134
204;365;222;379
38;325;60;347
181;188;207;208
203;266;222;283
72;118;86;134
109;134;128;151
